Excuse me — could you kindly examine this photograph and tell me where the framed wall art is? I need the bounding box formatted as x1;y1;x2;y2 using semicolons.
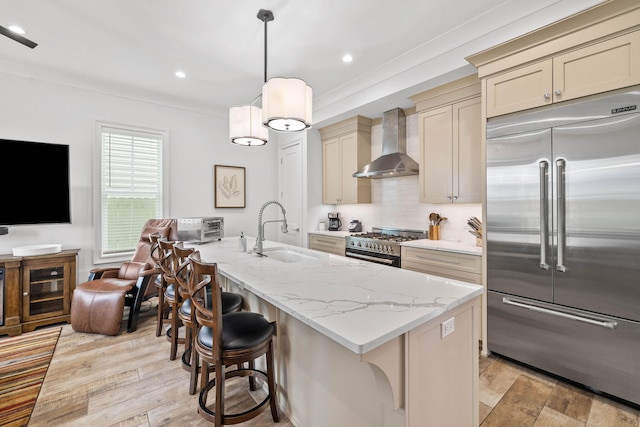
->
214;165;246;208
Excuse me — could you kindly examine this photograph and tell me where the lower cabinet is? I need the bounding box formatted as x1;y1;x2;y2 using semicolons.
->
308;234;346;256
402;246;483;350
401;246;481;284
0;249;79;336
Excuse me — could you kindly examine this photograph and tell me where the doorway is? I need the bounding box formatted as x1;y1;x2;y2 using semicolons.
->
278;133;306;247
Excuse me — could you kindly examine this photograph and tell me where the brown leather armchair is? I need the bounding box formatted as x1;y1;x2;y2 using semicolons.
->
70;218;178;335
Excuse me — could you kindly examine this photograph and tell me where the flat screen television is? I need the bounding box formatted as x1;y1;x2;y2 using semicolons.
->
0;139;71;226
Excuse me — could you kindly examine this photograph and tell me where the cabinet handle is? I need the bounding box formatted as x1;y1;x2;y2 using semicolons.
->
544;93;551;100
316;238;340;245
453;195;458;200
415;254;460;264
23;292;29;296
556;158;567;272
554;89;562;97
50;271;59;276
447;195;452;200
502;297;617;330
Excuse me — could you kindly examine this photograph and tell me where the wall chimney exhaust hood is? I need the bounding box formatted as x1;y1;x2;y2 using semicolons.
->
353;108;419;178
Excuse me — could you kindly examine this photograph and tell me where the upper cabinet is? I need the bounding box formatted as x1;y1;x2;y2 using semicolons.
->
319;116;372;204
468;3;640;118
486;31;640;117
411;75;482;204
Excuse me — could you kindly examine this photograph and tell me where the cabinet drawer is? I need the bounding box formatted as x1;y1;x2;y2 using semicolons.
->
402;247;481;276
403;260;481;284
309;234;345;256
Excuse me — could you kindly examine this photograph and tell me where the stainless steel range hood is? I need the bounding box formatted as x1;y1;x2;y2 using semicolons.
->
353;108;419;178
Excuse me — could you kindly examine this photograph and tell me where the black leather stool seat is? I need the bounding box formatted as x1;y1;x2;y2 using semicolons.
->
179;291;242;318
197;312;276;351
221;292;243;314
165;283;176;299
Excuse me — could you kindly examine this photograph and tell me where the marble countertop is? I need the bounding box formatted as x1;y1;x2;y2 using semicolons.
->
190;237;483;355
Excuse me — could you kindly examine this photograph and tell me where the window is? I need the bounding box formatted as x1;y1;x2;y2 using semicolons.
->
95;122;167;262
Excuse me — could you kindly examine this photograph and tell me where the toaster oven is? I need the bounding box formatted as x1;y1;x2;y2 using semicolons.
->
176;217;224;243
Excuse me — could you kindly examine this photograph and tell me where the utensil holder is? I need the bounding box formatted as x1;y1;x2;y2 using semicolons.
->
429;225;440;240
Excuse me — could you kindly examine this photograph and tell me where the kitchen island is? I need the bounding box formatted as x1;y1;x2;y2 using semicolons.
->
192;237;483;427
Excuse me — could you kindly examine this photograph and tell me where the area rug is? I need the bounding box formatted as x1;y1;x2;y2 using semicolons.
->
0;328;61;427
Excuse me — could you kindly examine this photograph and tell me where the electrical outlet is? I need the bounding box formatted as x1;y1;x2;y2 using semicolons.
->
441;317;455;339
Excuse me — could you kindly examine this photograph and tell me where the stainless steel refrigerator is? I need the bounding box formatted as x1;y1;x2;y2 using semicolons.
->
486;87;640;405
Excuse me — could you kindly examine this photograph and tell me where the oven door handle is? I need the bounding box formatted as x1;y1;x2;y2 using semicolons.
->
345;251;395;265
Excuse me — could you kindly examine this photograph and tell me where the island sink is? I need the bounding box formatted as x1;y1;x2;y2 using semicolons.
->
260;247;318;263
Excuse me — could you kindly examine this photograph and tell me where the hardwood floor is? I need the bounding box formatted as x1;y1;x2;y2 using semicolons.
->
30;301;292;427
30;299;640;426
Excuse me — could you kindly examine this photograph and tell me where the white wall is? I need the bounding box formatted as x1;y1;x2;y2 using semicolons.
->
322;113;482;246
0;73;279;279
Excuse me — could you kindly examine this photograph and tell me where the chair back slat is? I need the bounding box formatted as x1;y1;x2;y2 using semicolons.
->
173;244;195;299
158;239;178;285
188;252;223;361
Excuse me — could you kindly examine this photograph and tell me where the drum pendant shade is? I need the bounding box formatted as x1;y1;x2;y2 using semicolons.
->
262;77;312;132
230;106;268;146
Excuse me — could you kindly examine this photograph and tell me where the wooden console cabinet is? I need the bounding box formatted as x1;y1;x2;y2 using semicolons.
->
0;249;79;336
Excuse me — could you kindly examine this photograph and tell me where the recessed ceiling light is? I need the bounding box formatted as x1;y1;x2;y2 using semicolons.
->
342;54;353;63
175;70;186;79
8;25;26;35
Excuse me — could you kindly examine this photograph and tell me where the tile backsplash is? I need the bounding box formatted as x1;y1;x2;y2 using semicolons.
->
331;113;482;245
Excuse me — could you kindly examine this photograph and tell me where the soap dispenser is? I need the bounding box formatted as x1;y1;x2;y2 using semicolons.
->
239;231;247;252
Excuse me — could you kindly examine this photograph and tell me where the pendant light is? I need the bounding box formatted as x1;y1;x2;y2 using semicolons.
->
229;105;267;146
261;11;312;132
228;10;273;146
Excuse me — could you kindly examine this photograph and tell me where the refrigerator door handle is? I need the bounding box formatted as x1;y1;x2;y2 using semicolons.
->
502;297;618;329
556;158;567;272
539;160;550;270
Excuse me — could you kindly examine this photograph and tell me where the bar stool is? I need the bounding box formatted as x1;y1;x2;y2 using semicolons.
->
189;253;279;425
177;249;244;394
165;241;189;360
156;239;177;338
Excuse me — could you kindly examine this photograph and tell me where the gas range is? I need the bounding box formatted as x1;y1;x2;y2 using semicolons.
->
345;227;427;267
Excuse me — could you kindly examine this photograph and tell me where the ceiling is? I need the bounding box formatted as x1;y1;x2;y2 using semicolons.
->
0;0;602;127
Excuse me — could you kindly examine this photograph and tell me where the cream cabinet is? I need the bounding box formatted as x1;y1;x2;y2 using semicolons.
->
308;233;345;256
401;246;481;284
485;30;640;118
417;93;481;204
319;116;372;204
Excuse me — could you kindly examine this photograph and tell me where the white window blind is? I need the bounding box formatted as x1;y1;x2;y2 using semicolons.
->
100;126;163;257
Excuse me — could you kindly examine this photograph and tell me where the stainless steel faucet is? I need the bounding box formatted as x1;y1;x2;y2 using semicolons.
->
254;200;288;256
